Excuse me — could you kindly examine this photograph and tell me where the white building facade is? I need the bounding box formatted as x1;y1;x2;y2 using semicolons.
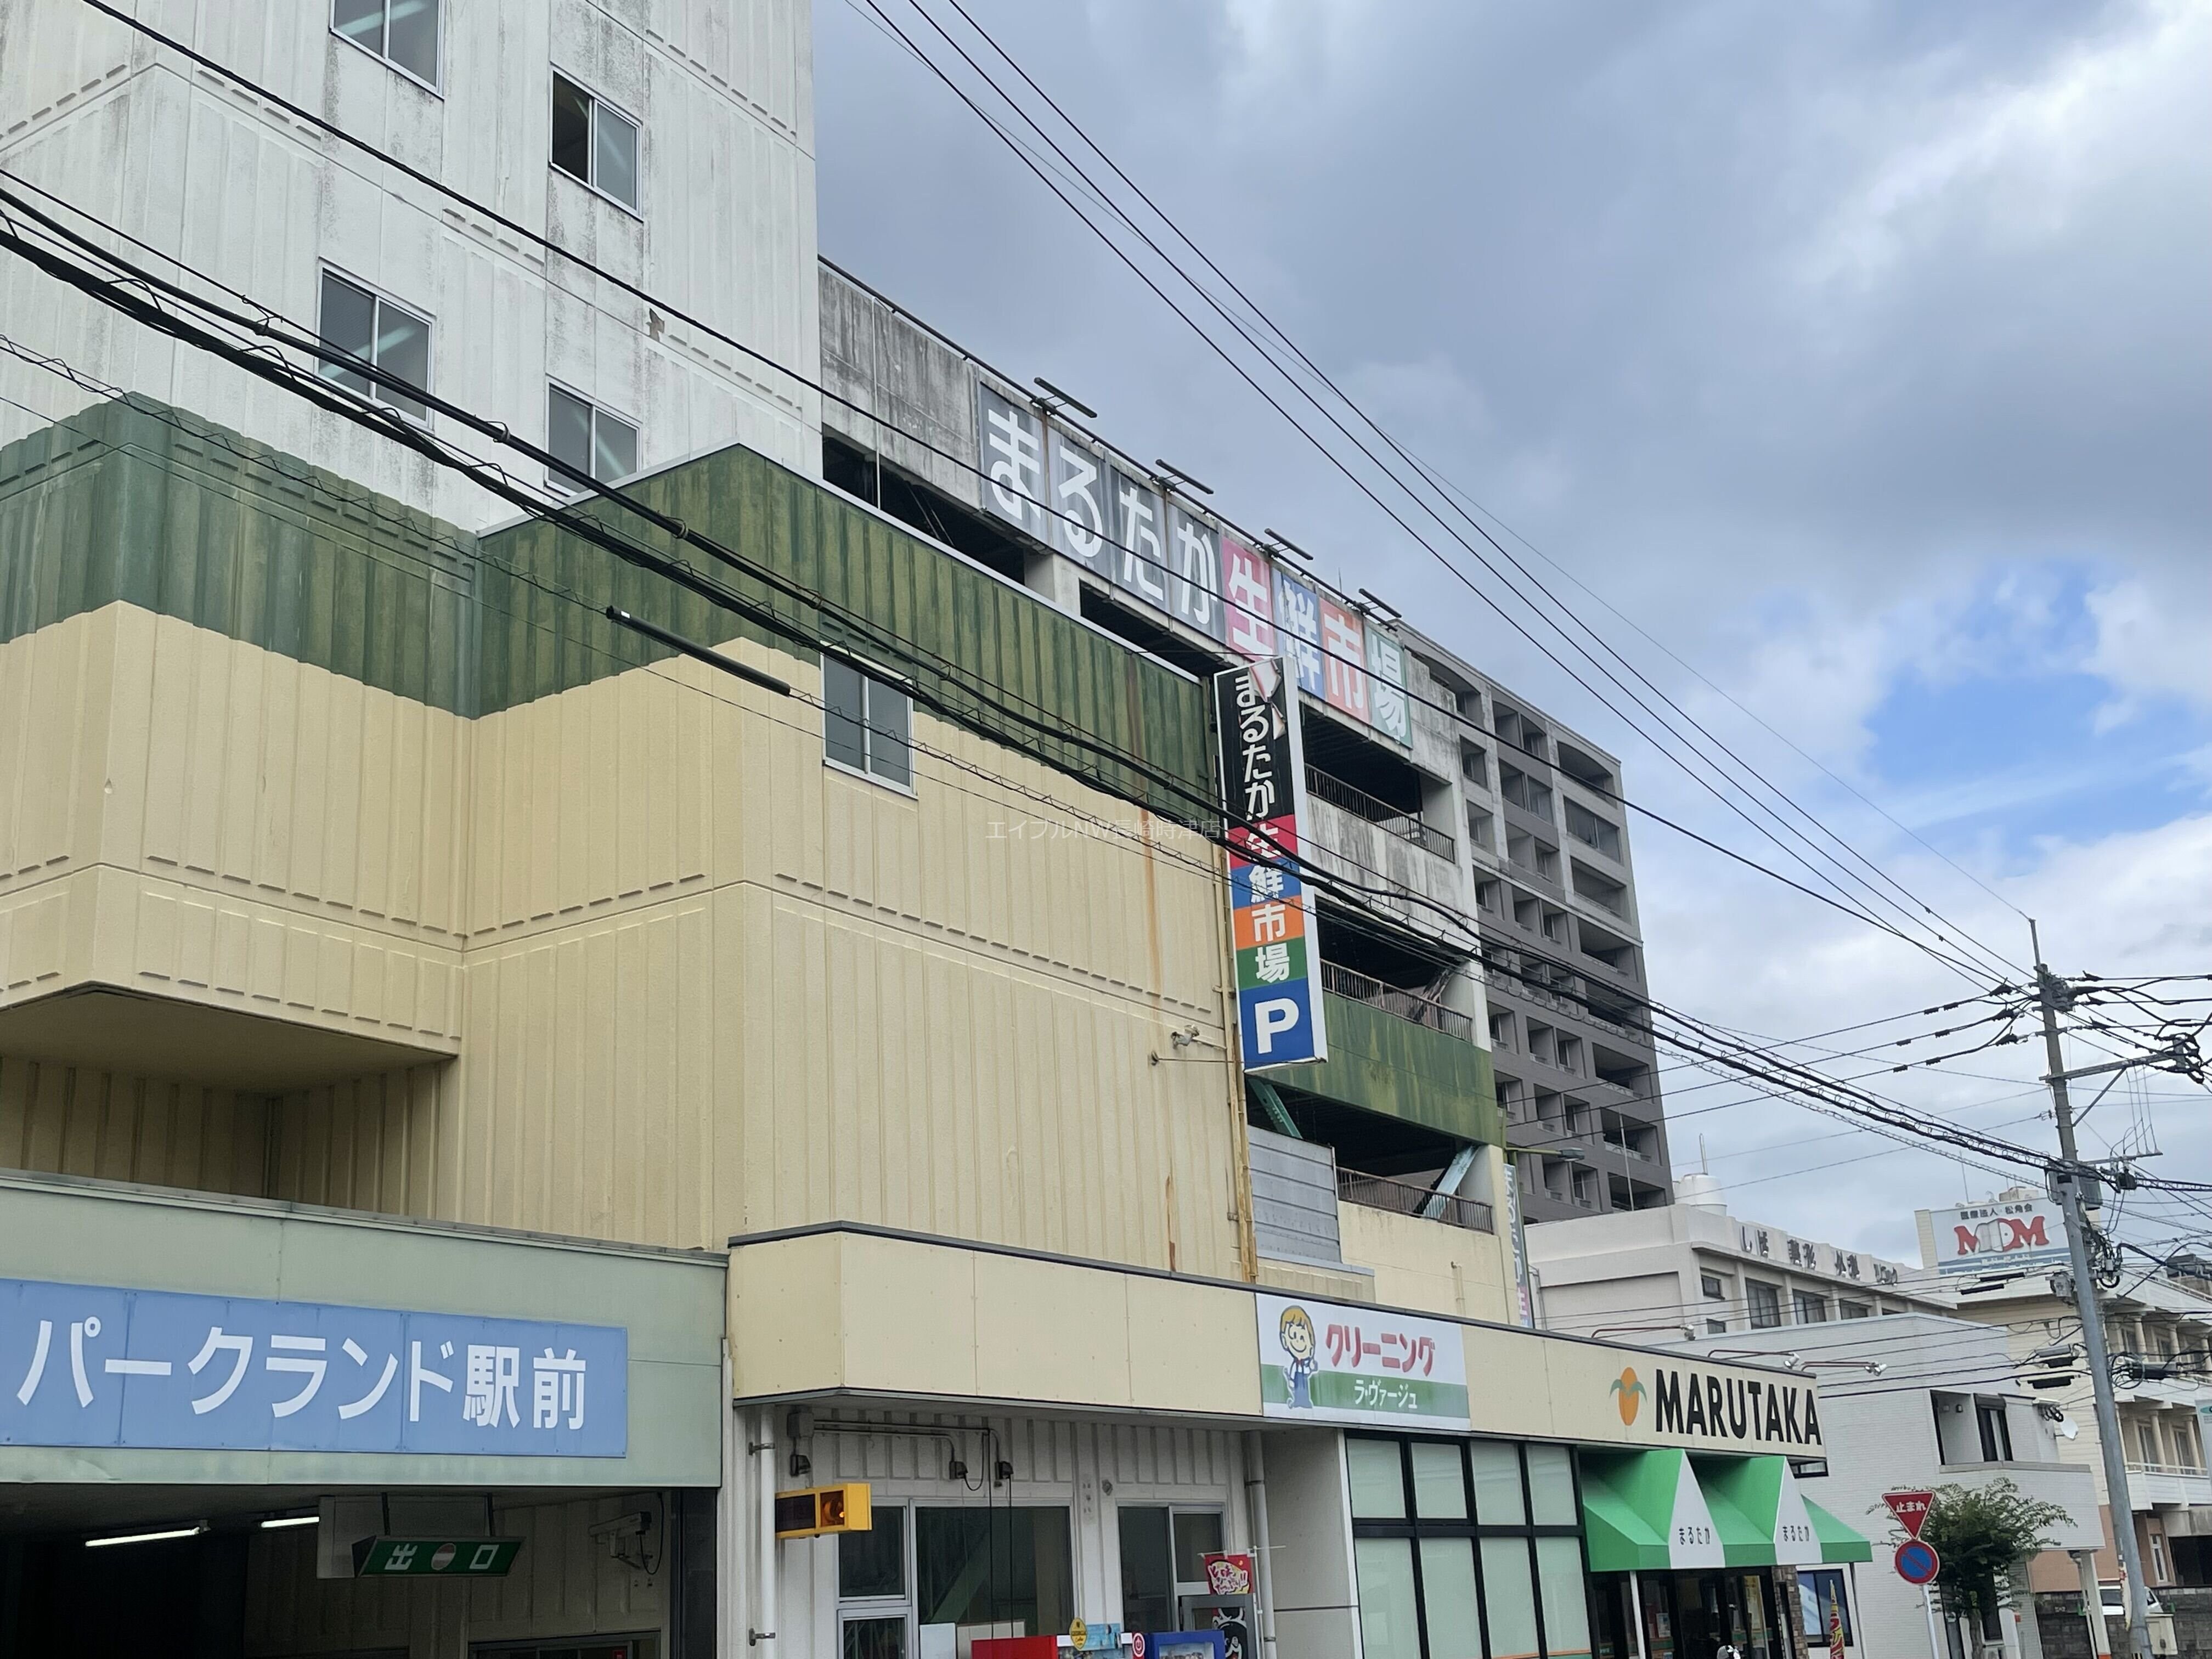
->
0;0;821;526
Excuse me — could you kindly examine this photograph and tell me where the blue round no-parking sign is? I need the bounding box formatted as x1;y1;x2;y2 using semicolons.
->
1895;1539;1942;1585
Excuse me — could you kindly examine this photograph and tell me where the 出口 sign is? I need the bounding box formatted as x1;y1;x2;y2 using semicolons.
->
0;1276;625;1457
1257;1293;1469;1429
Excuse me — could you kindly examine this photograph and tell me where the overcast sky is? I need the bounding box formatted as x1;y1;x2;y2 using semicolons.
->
812;0;2212;1266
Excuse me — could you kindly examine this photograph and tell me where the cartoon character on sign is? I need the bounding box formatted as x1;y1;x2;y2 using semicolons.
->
1279;1306;1319;1410
1611;1367;1646;1425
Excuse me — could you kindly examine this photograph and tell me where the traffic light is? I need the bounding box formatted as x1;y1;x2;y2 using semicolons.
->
772;1482;873;1539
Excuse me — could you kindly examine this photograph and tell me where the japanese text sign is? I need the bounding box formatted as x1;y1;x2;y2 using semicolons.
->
1883;1490;1933;1539
1927;1198;2069;1275
1215;659;1327;1070
1256;1292;1469;1429
0;1276;625;1457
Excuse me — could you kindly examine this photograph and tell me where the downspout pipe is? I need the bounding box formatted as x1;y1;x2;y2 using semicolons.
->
1245;1430;1279;1659
754;1406;777;1649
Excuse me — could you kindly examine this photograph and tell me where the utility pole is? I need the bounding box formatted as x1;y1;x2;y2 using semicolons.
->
2032;921;2154;1659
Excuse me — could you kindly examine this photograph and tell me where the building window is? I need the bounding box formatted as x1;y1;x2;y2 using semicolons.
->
1350;1436;1591;1659
1707;1318;1728;1335
1468;807;1495;854
1747;1281;1782;1330
331;0;438;87
1839;1300;1871;1320
1793;1291;1829;1325
2150;1531;2170;1584
1701;1274;1725;1301
1117;1506;1223;1635
823;656;913;789
915;1506;1071;1637
552;72;640;211
2138;1422;2163;1466
838;1503;909;1656
1461;743;1489;788
1974;1401;2013;1464
318;270;430;422
1798;1569;1854;1646
548;384;637;491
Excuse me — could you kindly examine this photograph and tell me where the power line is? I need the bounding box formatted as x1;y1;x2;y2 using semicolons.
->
24;211;2210;1215
867;0;2029;993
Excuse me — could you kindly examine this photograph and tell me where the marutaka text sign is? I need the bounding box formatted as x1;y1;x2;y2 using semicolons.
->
1215;658;1327;1069
0;1277;625;1457
1257;1293;1469;1429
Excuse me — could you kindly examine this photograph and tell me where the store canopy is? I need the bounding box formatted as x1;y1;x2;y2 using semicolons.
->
1805;1497;1873;1564
1582;1451;1873;1572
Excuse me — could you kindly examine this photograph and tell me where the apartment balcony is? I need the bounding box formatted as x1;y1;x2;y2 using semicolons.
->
1320;961;1476;1042
1268;991;1503;1151
2126;1462;2212;1509
1305;796;1464;926
1339;1167;1494;1234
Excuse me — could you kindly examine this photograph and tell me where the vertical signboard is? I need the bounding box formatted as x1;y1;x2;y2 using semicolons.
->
1047;425;1111;569
1318;596;1369;725
978;383;1047;540
1220;535;1277;659
1368;626;1410;745
1110;463;1172;610
1215;659;1327;1069
1166;504;1228;642
1271;568;1327;698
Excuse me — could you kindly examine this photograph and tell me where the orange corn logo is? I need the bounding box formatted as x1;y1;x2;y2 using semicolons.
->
1611;1367;1647;1425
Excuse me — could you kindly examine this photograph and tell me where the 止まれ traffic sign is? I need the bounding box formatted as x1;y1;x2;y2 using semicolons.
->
1883;1489;1934;1539
1895;1539;1941;1585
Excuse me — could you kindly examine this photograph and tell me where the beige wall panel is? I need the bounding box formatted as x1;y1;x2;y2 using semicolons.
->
0;602;109;886
1340;1203;1513;1324
0;1053;269;1195
269;1064;448;1219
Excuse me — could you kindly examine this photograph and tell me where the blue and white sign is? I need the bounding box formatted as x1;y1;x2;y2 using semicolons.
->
0;1277;625;1457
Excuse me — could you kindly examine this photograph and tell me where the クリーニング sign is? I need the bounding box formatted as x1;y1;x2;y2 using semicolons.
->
1256;1293;1468;1429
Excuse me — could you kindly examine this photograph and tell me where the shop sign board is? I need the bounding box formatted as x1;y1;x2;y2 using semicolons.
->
1256;1293;1469;1429
353;1535;522;1577
1216;659;1327;1070
0;1274;625;1457
1927;1197;2069;1275
1600;1358;1825;1449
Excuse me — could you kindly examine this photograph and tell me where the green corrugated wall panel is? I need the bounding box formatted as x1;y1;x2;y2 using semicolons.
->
1272;991;1503;1147
476;438;1213;817
0;397;474;712
0;399;1211;815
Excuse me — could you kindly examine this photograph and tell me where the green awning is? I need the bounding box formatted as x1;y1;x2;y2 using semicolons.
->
1582;1452;1875;1573
1690;1457;1785;1567
1806;1496;1873;1564
1579;1449;1726;1572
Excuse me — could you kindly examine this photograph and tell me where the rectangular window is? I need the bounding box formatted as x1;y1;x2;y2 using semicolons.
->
1525;1444;1577;1527
1976;1401;2014;1463
1420;1538;1483;1659
914;1506;1070;1637
1411;1441;1468;1521
1798;1569;1853;1644
1350;1437;1409;1520
1481;1537;1541;1659
1707;1318;1728;1336
839;1505;906;1600
823;656;913;789
548;384;638;491
1534;1535;1594;1659
1117;1506;1173;1634
1471;1440;1526;1525
318;270;430;422
1793;1291;1829;1325
552;72;641;210
332;0;438;86
1356;1536;1423;1659
840;1621;904;1659
1747;1281;1782;1330
1701;1274;1725;1300
1839;1300;1871;1319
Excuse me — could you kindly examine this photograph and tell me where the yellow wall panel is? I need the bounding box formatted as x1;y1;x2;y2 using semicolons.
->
0;1054;269;1196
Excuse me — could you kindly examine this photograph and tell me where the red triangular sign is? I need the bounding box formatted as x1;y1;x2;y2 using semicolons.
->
1884;1489;1933;1539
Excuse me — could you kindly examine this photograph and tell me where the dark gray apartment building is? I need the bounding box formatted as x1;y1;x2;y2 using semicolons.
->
1400;636;1673;1223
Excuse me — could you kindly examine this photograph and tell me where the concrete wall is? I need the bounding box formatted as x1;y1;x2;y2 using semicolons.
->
0;0;821;524
1339;1199;1512;1324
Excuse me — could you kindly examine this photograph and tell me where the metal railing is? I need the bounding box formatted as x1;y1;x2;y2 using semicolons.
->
1321;962;1476;1042
1339;1169;1495;1233
1307;766;1455;861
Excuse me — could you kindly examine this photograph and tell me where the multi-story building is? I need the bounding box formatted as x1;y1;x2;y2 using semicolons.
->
1927;1192;2212;1594
0;3;1872;1655
1531;1178;2109;1659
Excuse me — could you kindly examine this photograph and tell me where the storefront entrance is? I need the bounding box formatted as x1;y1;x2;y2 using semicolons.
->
1592;1571;1787;1659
